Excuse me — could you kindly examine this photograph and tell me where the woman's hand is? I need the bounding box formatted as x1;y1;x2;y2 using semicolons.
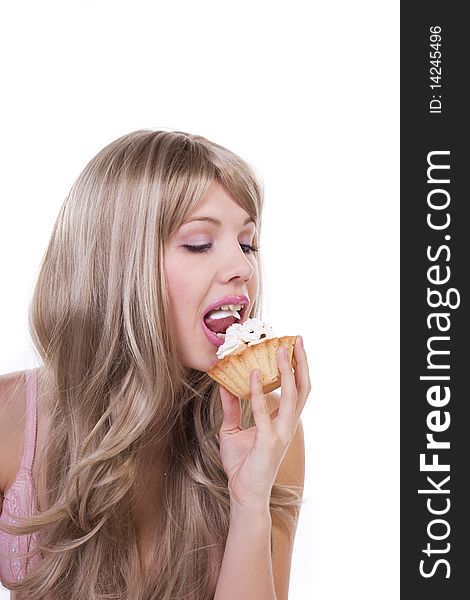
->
218;335;311;511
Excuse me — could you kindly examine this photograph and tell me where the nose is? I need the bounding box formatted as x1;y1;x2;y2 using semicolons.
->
219;241;255;283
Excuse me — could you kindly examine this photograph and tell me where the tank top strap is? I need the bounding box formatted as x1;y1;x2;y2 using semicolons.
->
20;368;38;472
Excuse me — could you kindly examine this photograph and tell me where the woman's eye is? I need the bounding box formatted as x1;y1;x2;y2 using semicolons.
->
183;244;259;254
184;244;212;254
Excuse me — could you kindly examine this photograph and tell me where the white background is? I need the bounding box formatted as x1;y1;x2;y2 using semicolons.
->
0;1;399;598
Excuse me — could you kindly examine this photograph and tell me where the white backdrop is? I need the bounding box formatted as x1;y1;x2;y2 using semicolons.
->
0;1;399;598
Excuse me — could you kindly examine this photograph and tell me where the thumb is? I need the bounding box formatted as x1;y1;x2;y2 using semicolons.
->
219;385;241;433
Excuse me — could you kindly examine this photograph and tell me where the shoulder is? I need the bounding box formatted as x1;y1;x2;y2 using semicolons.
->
266;390;305;487
0;370;27;494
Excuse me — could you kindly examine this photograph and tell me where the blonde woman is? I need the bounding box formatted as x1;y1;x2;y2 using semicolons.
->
0;129;311;600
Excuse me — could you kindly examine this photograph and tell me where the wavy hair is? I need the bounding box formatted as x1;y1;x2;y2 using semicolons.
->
0;129;303;599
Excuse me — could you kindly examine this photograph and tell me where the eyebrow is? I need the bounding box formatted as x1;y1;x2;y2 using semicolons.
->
183;215;255;226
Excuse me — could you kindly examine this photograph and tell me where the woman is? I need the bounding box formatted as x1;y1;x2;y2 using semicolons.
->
0;129;311;599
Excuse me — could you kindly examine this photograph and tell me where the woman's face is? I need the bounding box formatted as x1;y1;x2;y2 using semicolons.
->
164;181;259;372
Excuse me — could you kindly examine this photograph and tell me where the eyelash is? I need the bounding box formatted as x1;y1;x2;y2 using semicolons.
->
184;243;259;255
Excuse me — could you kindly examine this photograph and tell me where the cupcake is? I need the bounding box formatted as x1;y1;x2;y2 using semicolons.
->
207;317;297;401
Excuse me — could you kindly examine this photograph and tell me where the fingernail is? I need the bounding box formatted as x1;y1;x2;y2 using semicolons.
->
256;369;261;381
282;347;288;358
299;336;303;349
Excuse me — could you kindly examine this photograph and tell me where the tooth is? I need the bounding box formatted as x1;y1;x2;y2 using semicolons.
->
221;304;230;310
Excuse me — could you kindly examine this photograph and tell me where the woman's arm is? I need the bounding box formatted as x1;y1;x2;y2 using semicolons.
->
214;503;275;600
214;417;305;600
215;337;310;600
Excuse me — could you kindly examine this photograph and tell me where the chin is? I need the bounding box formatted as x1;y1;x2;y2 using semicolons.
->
181;353;216;374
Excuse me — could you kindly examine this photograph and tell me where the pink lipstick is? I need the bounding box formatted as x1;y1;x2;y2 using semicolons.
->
201;294;249;348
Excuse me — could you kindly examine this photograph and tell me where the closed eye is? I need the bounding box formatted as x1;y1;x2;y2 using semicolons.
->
183;243;259;254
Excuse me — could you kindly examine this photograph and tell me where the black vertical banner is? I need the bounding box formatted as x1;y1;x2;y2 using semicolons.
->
401;3;469;599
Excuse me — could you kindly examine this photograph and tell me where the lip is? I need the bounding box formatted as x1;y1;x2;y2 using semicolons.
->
201;294;250;348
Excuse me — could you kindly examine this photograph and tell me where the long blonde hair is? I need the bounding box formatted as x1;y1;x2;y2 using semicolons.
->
0;129;303;599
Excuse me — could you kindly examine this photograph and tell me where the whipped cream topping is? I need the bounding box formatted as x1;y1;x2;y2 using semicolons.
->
216;317;277;359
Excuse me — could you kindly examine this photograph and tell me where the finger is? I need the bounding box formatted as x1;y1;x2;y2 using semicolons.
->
249;369;272;434
293;335;312;418
269;407;280;420
276;344;298;430
219;385;242;434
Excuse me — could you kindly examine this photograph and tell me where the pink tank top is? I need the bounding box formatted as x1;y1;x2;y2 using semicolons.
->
0;368;43;592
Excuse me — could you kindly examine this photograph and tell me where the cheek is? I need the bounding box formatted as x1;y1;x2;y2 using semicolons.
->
250;261;260;291
164;254;201;310
165;258;186;306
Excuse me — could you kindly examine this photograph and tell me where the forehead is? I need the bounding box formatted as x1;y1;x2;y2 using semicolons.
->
183;182;255;227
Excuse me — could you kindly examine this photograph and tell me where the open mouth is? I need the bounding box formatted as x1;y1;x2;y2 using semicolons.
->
202;304;248;347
